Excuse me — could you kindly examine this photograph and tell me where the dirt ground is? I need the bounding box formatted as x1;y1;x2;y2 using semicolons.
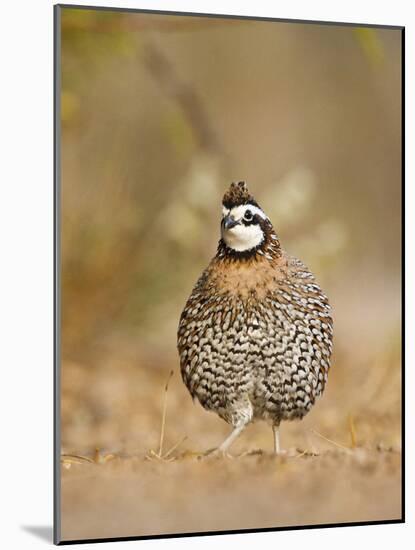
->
61;448;401;542
60;357;402;542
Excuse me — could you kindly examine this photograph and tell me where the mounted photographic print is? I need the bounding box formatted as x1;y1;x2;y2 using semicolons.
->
54;4;404;545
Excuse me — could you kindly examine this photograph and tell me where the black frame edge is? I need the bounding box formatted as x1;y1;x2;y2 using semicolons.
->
58;519;404;545
53;3;62;546
55;2;404;31
401;26;405;524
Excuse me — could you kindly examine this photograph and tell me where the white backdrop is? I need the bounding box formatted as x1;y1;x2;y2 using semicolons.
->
0;0;411;548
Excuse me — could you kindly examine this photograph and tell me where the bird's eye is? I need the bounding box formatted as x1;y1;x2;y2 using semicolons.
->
244;209;253;221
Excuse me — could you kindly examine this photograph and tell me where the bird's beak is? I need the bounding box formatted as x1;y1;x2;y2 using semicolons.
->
222;214;240;230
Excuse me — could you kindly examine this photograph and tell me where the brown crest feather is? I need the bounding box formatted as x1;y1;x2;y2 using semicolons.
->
222;181;259;209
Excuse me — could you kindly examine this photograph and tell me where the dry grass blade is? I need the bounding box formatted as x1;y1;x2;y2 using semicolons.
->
145;370;187;462
158;370;174;457
61;454;94;464
310;429;352;453
93;448;116;464
348;414;358;448
290;450;309;459
163;436;188;459
145;450;176;463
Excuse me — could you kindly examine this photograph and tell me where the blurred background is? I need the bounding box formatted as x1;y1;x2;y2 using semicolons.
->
59;7;402;541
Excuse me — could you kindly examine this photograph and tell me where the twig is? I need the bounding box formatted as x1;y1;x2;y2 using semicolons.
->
143;41;223;155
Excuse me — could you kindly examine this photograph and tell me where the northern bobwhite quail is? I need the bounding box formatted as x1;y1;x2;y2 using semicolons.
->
177;181;333;454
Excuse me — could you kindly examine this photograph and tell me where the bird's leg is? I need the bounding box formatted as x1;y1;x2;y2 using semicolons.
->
272;423;282;455
218;423;246;453
205;423;247;456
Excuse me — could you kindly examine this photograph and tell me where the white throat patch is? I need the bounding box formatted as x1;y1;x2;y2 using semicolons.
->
221;204;267;252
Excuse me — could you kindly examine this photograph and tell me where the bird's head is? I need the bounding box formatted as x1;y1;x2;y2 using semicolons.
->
220;181;278;257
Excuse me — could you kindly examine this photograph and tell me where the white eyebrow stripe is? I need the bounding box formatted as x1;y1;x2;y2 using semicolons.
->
230;204;268;220
222;206;230;216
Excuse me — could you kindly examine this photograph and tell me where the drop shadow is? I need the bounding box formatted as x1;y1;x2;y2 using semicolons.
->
21;525;53;543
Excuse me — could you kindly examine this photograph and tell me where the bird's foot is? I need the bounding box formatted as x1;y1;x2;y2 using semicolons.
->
201;447;233;459
273;448;288;457
238;448;264;457
274;447;316;458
